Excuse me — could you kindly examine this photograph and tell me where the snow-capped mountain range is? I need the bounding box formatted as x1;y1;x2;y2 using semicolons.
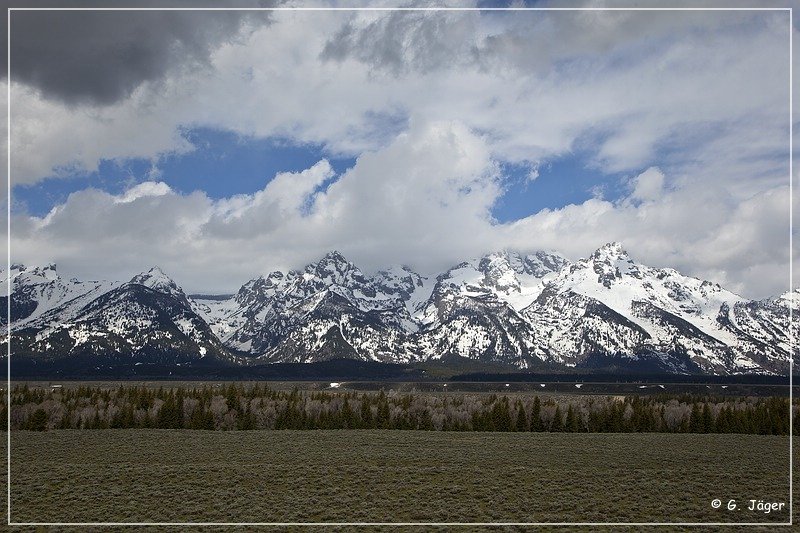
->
2;243;796;375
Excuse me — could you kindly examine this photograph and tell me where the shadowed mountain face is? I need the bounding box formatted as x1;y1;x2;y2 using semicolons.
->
3;244;796;375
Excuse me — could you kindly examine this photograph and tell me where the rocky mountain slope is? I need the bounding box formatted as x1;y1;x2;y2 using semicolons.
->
3;244;796;375
4;266;236;366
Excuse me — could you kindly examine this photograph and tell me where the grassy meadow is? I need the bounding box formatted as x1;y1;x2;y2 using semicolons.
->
4;430;793;530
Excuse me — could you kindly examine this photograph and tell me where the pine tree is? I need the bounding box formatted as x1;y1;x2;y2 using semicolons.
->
566;404;580;432
27;409;47;431
376;391;390;429
515;401;528;432
689;403;702;433
418;408;434;431
341;398;355;429
237;404;256;430
530;396;542;432
176;388;185;429
360;396;374;429
701;403;713;433
137;388;151;410
226;384;238;411
551;405;564;432
491;397;512;432
190;400;207;430
716;406;730;433
157;392;179;429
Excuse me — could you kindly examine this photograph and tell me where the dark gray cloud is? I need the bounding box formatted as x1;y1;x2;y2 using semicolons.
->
321;11;478;76
3;1;277;105
320;9;769;78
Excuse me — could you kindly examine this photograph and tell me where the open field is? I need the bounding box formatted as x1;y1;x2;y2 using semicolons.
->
16;379;796;397
5;430;792;528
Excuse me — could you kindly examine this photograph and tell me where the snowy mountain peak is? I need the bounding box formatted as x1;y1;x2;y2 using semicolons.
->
322;250;347;262
129;266;188;304
375;265;427;302
233;275;277;307
1;263;122;328
426;249;568;314
478;254;520;293
30;262;57;276
131;266;172;286
307;250;366;285
6;247;797;376
773;288;800;310
581;243;634;289
521;251;571;277
590;242;631;263
474;250;569;279
267;270;284;281
377;264;423;282
315;250;353;271
14;263;60;285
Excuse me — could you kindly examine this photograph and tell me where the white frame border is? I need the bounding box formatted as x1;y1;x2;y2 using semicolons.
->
4;5;794;528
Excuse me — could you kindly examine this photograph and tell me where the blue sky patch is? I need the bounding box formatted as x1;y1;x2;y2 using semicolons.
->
491;155;629;223
13;128;357;217
15;125;635;225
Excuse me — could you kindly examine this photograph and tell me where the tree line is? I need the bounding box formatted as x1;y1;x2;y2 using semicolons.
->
9;383;796;435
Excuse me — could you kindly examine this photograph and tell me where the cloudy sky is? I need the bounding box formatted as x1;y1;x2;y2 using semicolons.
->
1;1;797;297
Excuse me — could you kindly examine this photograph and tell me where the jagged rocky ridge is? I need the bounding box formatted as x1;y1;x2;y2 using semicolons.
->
2;244;797;375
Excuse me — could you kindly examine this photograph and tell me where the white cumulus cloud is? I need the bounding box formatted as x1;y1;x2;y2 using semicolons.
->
2;7;796;299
